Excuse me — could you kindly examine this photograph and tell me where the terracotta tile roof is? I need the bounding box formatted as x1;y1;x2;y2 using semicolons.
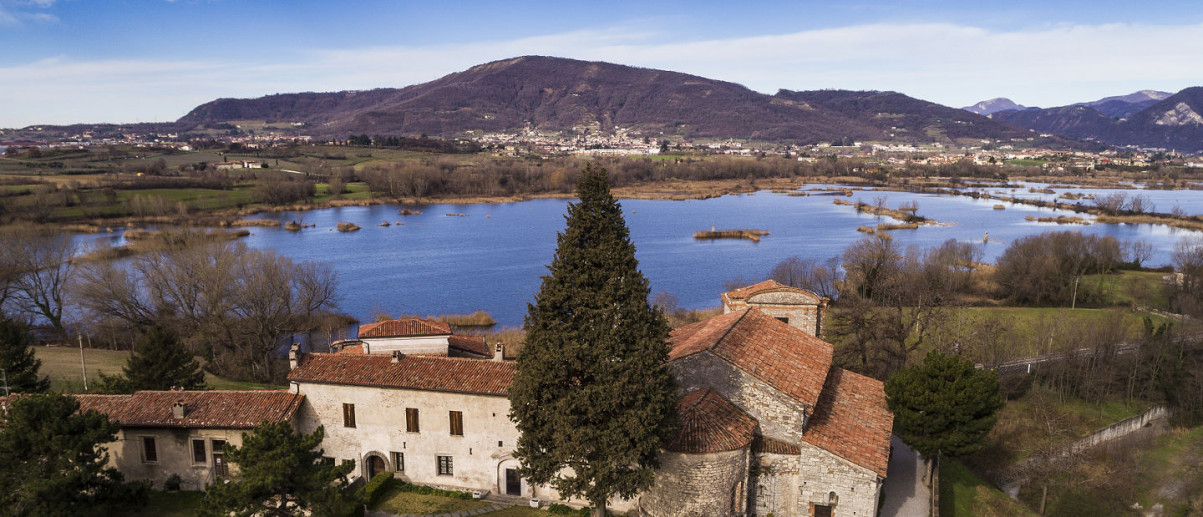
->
666;389;759;454
358;318;451;339
72;390;303;429
335;343;365;355
448;335;490;358
720;279;791;304
754;435;802;455
801;368;894;478
669;308;833;409
288;353;514;396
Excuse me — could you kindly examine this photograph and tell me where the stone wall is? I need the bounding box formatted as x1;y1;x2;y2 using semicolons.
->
643;448;751;517
793;441;881;517
671;353;810;440
753;453;800;516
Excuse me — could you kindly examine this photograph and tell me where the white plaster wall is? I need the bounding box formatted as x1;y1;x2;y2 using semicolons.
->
360;336;449;355
109;428;246;491
295;382;519;495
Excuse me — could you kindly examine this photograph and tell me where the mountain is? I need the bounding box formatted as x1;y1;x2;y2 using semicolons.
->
178;56;1039;146
994;87;1203;152
962;98;1028;116
1079;90;1172;118
180;56;881;143
779;90;1032;141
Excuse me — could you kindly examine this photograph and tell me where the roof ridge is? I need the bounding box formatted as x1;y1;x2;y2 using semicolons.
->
711;308;751;351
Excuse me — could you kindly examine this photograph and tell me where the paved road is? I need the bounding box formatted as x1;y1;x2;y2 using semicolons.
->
880;435;930;517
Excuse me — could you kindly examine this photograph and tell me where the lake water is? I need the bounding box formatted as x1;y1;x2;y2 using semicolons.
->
185;184;1199;329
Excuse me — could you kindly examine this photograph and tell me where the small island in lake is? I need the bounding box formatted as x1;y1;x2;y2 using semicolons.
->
693;228;770;242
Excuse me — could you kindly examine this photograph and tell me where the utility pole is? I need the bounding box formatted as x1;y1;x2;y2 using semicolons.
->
78;333;88;391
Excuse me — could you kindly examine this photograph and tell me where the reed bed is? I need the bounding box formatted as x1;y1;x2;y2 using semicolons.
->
993;204;1006;210
877;223;920;231
336;222;361;232
284;221;303;232
399;209;422;216
397;310;498;329
856;226;876;234
229;218;282;228
693;229;770;242
833;199;854;206
1025;215;1091;225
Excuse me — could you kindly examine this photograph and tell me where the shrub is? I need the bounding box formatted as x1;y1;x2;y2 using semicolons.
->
392;481;473;500
363;471;395;507
164;473;182;491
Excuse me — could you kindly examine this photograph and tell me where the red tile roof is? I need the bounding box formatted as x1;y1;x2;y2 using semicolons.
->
73;390;303;429
448;335;490;358
669;308;833;409
720;279;791;304
666;389;759;454
754;435;802;455
801;368;894;477
358;318;451;339
288;353;514;396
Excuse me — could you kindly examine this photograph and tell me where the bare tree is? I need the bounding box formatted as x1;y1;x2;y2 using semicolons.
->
1124;239;1156;269
1;224;75;334
768;256;843;299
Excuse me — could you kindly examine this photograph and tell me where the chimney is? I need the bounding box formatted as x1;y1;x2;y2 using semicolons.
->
172;400;186;419
288;343;301;370
391;350;402;363
493;342;505;362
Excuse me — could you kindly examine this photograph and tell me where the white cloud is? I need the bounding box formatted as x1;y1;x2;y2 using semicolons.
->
4;21;1203;126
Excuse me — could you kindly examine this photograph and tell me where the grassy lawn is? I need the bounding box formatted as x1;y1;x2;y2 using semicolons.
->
940;458;1034;517
1133;425;1203;514
131;490;204;517
34;346;283;393
370;487;492;514
949;306;1156;358
1078;270;1171;309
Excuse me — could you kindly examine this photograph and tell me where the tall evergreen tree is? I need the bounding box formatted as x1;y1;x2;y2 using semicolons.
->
0;393;149;515
0;317;50;394
100;325;206;393
509;164;678;516
885;350;1005;459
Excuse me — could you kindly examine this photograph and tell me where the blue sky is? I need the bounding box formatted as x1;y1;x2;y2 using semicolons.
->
2;0;1202;127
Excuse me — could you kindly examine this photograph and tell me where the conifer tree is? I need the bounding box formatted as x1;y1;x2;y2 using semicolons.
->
885;350;1005;459
509;164;678;516
98;325;206;393
0;317;50;394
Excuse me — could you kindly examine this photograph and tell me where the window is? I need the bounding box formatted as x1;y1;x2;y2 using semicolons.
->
321;456;335;466
449;410;463;436
437;455;453;476
776;316;790;324
141;436;158;463
405;407;419;433
192;439;207;464
391;451;404;472
813;504;832;517
342;403;356;428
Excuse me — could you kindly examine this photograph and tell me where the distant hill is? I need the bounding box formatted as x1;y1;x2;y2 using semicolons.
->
178;56;1045;146
1078;90;1172;118
780;90;1032;141
962;98;1028;116
994;87;1203;152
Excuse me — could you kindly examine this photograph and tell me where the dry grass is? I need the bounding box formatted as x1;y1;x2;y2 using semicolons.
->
284;220;302;232
336;222;361;232
397;310;497;329
877;223;919;231
78;228;250;261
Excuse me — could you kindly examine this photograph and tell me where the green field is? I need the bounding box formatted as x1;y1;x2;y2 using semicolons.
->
34;346;282;393
941;458;1034;517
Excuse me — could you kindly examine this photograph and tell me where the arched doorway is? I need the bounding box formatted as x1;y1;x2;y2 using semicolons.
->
366;454;387;479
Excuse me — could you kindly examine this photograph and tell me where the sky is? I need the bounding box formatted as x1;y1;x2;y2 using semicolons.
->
2;0;1203;127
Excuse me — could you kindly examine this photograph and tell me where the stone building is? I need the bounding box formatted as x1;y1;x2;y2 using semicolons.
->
721;280;830;337
287;312;891;516
74;390;304;490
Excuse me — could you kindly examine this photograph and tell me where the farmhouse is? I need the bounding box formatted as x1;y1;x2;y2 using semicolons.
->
284;299;891;516
36;289;889;516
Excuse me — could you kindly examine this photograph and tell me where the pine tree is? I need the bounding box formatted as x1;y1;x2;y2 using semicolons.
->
0;393;149;514
509;164;678;516
885;350;1005;459
199;422;357;517
98;326;206;393
0;317;50;394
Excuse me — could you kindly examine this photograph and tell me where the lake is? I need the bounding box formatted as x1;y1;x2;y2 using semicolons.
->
197;184;1202;329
